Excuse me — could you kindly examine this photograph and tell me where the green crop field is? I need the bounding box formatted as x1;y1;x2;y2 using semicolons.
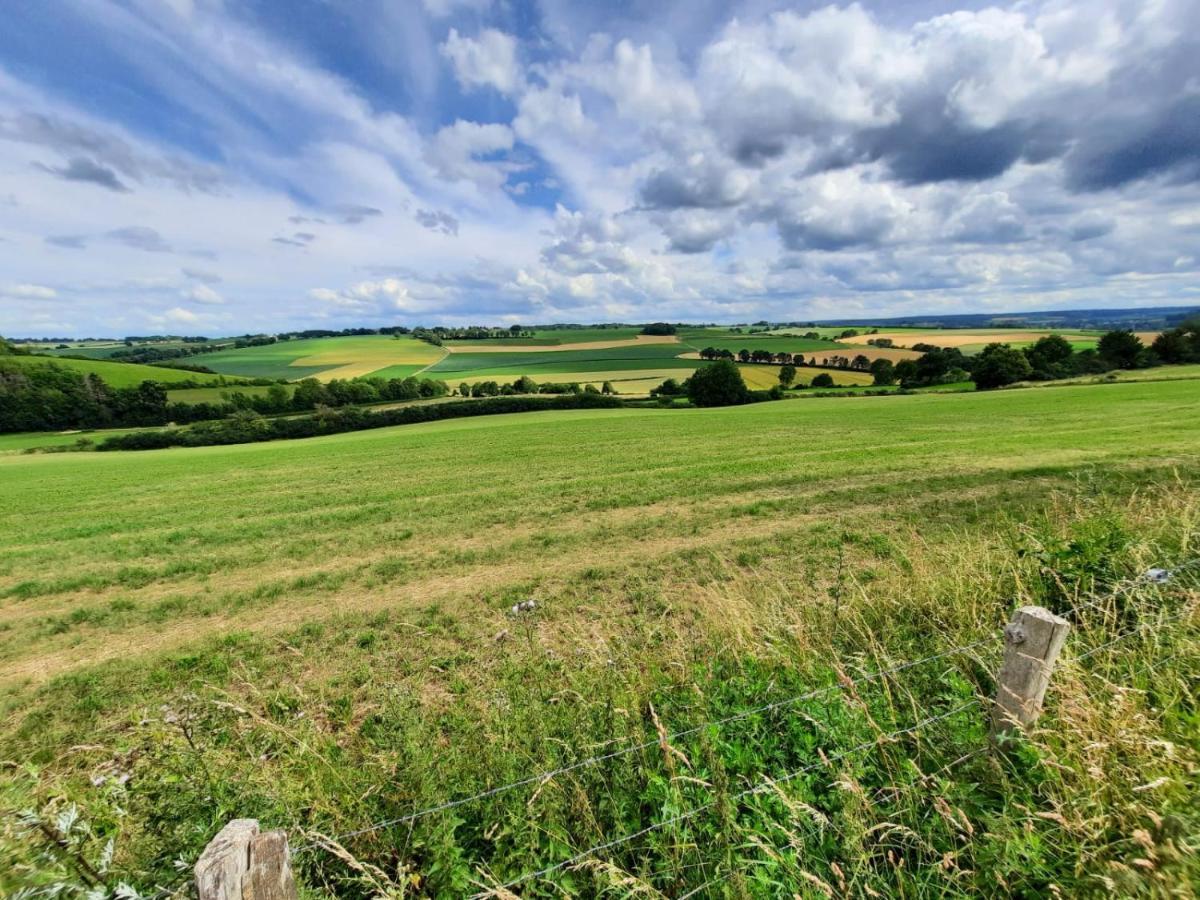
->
199;336;445;381
2;378;1199;896
0;354;230;388
428;342;697;378
677;331;844;355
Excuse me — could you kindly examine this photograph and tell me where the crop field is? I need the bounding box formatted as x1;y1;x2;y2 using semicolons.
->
426;342;697;379
0;354;231;388
199;335;445;381
837;328;1106;354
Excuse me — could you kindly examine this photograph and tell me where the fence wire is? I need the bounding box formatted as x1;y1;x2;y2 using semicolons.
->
286;556;1198;883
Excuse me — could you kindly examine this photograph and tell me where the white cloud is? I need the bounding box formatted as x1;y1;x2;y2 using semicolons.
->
182;283;224;305
4;283;57;299
422;0;491;18
441;28;521;96
161;306;199;324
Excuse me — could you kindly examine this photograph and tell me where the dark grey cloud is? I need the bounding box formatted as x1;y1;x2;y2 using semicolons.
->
335;204;383;224
182;267;223;284
272;231;317;247
1;112;223;192
107;226;171;252
46;234;88;249
1067;95;1200;192
416;208;459;235
1067;214;1115;242
638;163;746;210
34;156;130;192
288;214;327;225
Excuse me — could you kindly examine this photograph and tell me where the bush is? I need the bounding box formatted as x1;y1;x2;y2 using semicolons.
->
811;373;834;388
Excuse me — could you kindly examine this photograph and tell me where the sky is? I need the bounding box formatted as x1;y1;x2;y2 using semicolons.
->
0;0;1198;336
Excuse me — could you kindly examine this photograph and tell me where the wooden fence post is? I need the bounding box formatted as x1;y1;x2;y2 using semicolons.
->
991;605;1070;736
195;819;297;900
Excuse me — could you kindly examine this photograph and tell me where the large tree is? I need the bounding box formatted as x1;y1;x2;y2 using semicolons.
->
972;343;1033;390
869;358;896;385
686;360;750;407
1097;329;1144;369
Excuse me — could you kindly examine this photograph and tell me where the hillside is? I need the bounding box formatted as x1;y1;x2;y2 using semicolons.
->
0;354;234;388
2;378;1198;895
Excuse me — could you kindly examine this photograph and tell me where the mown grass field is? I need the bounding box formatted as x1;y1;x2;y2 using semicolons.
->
2;379;1199;896
1;355;231;388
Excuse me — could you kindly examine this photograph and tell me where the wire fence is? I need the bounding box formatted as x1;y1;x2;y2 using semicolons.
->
185;556;1199;899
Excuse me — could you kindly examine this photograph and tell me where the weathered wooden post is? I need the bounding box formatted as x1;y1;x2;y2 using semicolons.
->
991;606;1070;736
195;819;297;900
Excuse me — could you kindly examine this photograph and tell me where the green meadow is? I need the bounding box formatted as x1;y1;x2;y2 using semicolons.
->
2;378;1199;896
1;354;230;388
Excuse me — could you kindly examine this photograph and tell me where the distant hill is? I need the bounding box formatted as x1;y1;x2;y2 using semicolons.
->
813;306;1199;331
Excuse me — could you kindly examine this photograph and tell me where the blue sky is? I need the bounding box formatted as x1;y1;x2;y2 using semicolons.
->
0;0;1197;336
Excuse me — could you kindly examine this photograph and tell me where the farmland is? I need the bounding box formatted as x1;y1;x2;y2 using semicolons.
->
9;325;1141;396
199;335;445;381
2;377;1199;896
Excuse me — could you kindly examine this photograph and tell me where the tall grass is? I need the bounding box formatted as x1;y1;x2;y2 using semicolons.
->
3;480;1196;897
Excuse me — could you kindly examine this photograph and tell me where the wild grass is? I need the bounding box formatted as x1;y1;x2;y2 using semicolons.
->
1;380;1198;896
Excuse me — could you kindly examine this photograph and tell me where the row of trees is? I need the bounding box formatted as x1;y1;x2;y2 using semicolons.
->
969;325;1198;389
455;377;615;398
0;349;615;434
97;393;624;451
412;325;532;345
0;360;456;433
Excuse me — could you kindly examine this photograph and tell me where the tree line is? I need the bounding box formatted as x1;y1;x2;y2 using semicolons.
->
0;342;611;433
96;393;623;451
0;360;450;434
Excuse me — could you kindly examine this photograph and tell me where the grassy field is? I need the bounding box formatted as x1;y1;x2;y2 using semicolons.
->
1;354;231;388
200;336;445;381
2;379;1199;896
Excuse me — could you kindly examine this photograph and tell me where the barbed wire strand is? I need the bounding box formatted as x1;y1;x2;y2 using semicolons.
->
292;638;991;854
476;700;980;897
296;557;1198;857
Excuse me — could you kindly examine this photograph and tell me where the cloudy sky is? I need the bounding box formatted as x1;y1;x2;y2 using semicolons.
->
1;0;1198;336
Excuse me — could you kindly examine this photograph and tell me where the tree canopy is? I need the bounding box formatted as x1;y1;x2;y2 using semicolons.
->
686;360;749;407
